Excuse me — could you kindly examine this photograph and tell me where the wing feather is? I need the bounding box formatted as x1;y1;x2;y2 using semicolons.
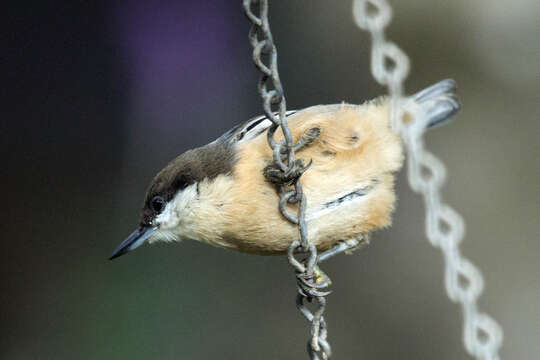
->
216;111;298;144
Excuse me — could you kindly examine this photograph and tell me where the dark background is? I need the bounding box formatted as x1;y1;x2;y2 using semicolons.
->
2;1;539;359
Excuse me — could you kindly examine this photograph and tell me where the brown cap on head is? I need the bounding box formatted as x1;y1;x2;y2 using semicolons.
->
140;141;237;226
109;139;237;261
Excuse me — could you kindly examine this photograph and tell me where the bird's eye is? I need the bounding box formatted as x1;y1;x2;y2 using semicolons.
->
151;196;166;213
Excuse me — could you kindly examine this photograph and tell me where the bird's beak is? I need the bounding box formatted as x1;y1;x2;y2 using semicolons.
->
109;226;157;260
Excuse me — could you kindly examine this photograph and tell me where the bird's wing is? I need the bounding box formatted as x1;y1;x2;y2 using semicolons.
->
216;110;298;144
216;79;459;145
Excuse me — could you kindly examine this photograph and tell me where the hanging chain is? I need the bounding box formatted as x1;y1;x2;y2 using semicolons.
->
242;1;332;359
353;1;504;359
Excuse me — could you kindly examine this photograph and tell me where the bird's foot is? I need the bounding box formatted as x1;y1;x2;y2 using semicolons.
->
263;158;312;185
317;235;370;263
264;127;320;185
293;127;320;152
313;265;332;286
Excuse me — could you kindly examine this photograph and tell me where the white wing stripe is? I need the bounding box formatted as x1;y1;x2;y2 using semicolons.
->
237;110;297;143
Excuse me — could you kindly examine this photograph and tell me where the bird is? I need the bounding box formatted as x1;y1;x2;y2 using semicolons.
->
109;79;460;260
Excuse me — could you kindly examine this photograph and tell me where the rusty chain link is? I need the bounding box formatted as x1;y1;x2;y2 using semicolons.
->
242;0;332;359
353;1;504;359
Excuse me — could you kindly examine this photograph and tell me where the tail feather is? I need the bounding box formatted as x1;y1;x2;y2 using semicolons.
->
412;79;461;129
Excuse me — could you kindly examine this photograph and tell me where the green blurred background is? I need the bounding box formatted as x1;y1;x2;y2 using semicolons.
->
2;1;539;359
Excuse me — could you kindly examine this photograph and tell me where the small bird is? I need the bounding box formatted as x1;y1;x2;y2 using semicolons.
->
110;79;460;260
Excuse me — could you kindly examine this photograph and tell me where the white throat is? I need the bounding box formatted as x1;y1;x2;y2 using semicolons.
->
149;183;199;243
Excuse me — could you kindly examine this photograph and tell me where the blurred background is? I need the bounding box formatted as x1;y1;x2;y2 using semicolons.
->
2;1;539;359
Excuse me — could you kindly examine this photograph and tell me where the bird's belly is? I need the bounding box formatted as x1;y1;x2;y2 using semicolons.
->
220;102;403;254
221;175;393;255
305;180;378;223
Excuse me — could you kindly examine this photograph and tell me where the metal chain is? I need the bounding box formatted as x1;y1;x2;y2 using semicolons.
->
353;1;504;359
242;1;332;359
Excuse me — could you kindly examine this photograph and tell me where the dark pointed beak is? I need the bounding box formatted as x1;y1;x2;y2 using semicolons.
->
109;226;157;260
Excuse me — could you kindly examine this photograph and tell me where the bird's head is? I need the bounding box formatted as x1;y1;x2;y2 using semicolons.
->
109;142;235;260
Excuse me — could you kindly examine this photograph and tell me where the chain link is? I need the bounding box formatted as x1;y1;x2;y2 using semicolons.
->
242;1;332;359
353;1;504;359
